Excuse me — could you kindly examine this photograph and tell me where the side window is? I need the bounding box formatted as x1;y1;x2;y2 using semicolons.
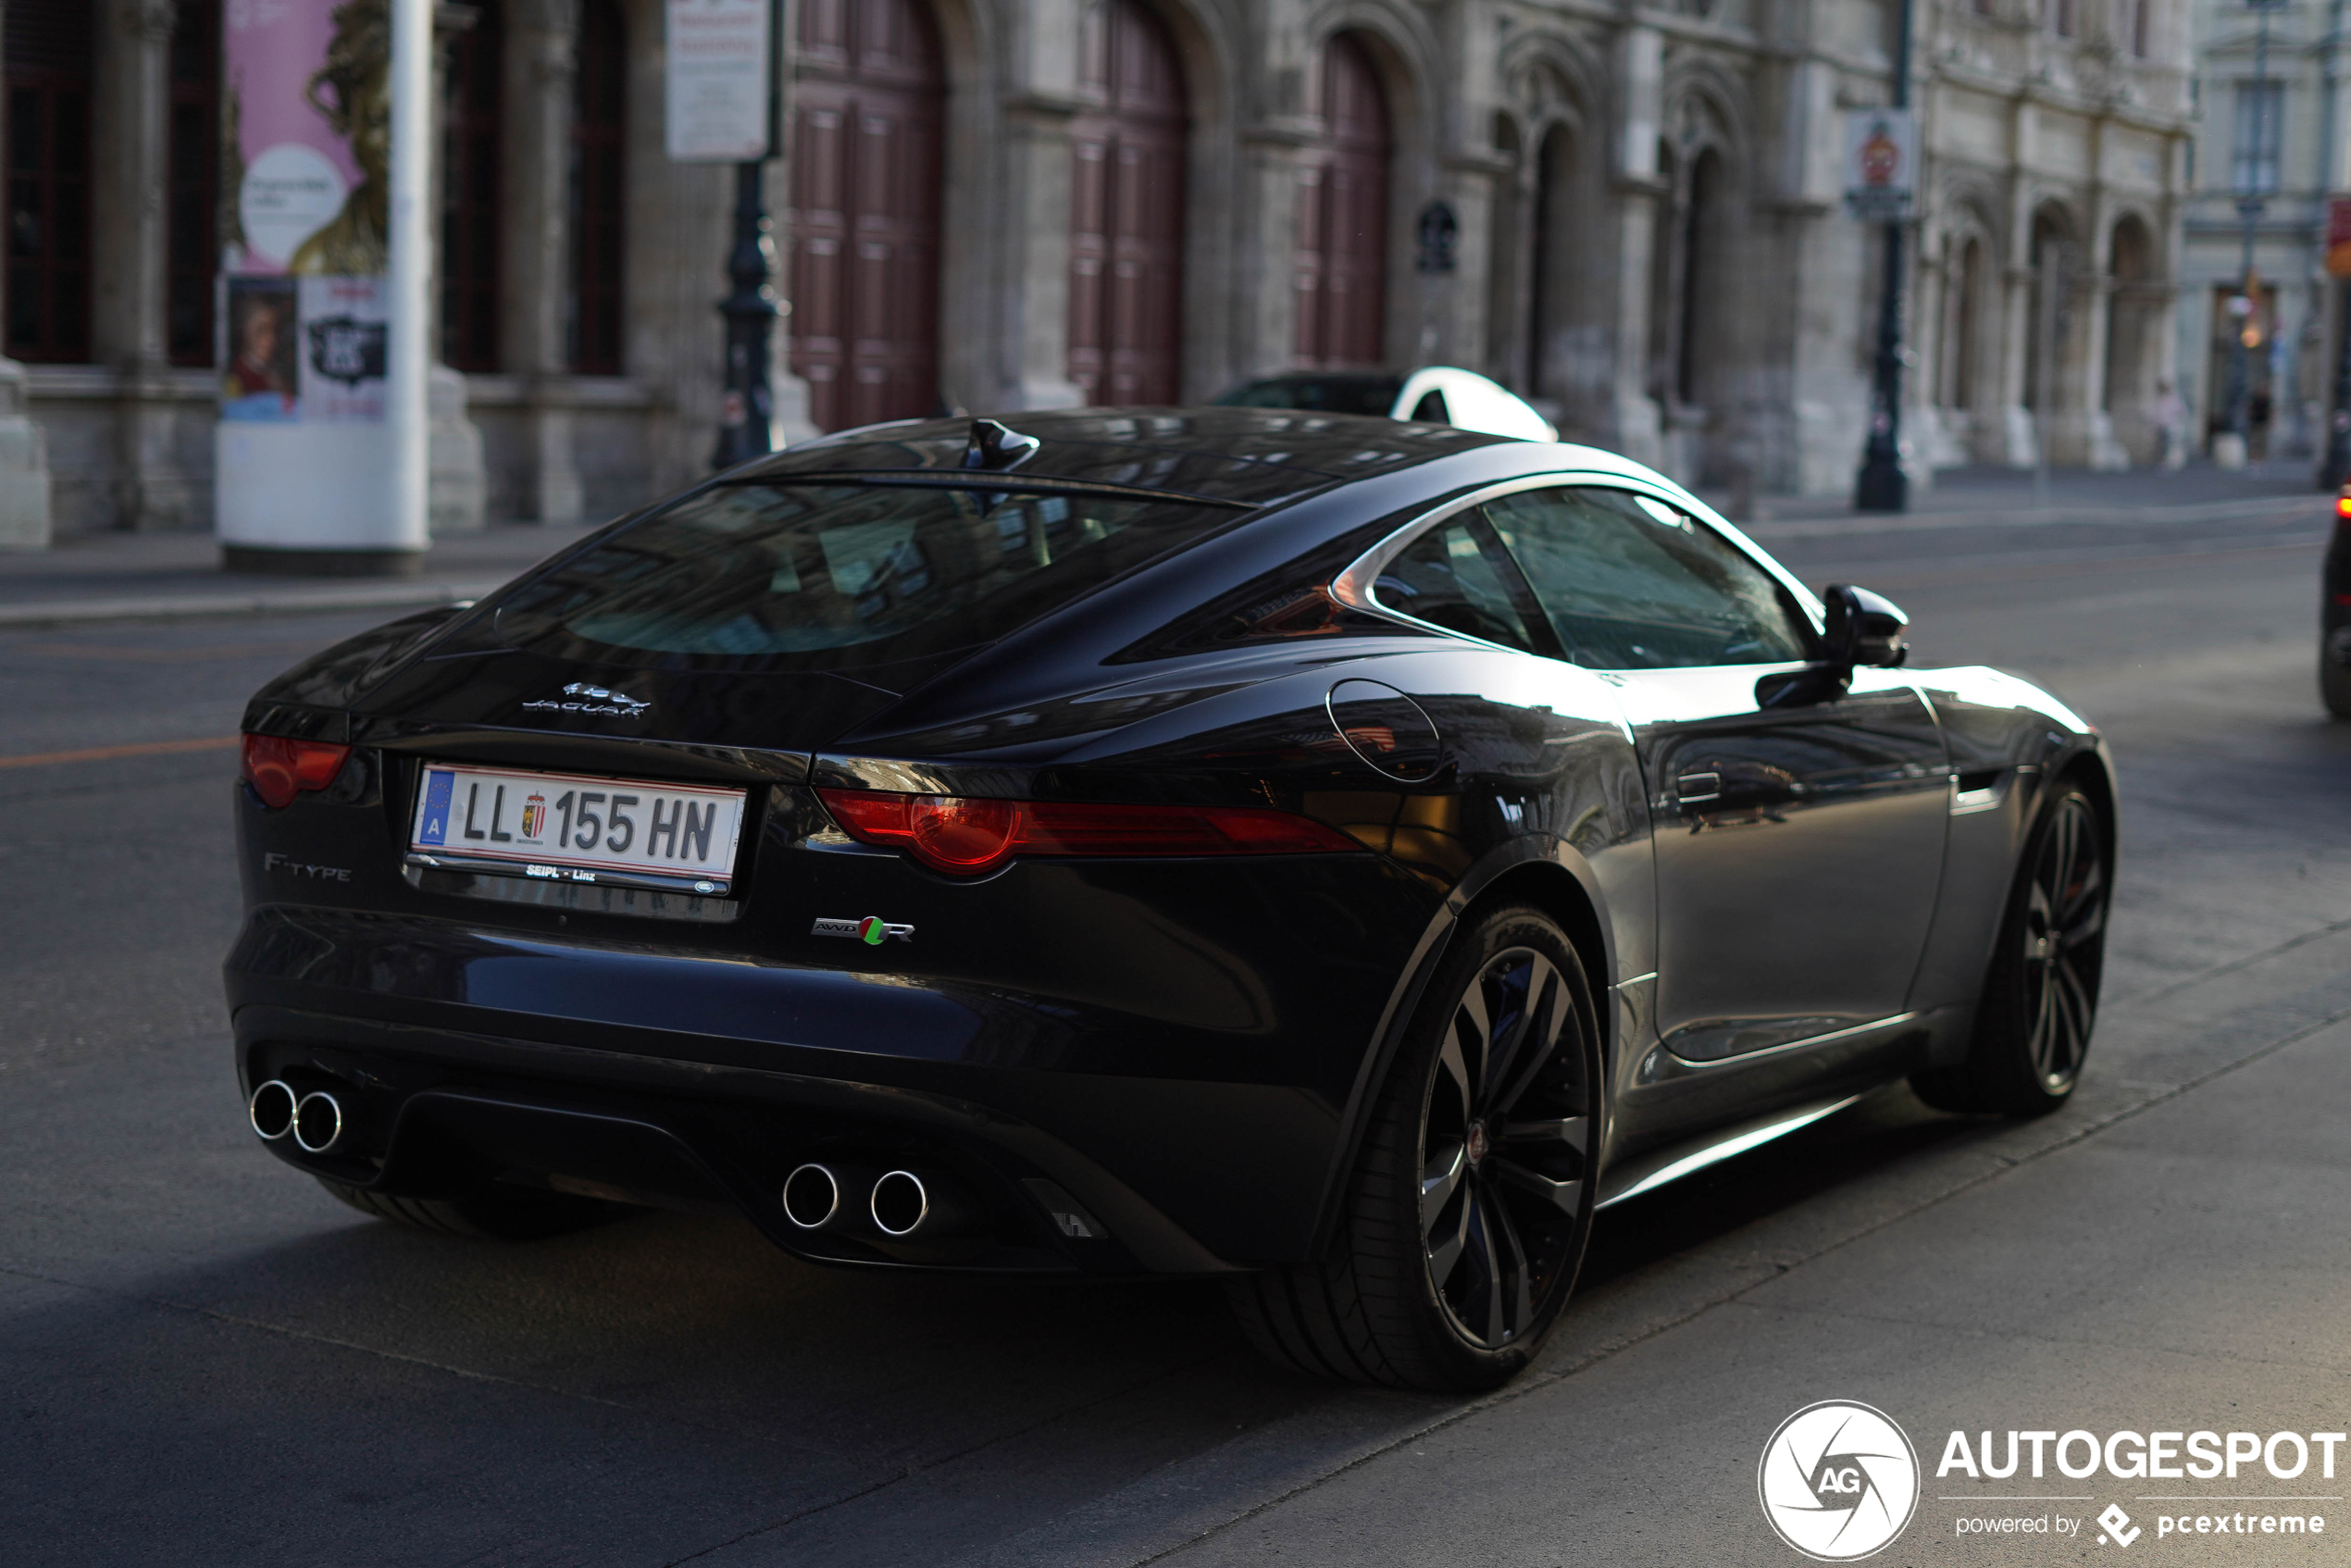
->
1375;517;1541;653
1409;389;1449;423
1483;487;1813;669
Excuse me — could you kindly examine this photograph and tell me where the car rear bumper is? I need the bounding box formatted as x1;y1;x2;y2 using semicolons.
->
224;867;1438;1273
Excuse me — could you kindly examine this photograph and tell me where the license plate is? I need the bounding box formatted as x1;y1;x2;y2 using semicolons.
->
406;763;749;896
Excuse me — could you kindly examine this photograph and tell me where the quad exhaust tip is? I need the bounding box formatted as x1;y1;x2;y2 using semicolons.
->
870;1170;933;1238
781;1163;975;1240
248;1080;297;1141
780;1163;844;1230
292;1090;343;1154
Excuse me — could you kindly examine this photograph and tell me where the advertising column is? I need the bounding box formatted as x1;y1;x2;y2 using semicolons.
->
217;0;426;574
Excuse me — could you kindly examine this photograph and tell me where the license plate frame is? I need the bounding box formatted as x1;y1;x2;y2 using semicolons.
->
405;762;750;896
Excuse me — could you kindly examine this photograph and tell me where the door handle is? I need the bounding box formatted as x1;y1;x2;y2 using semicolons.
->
1675;771;1722;805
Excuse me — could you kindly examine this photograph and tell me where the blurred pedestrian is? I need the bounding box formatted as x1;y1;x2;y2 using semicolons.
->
2155;378;2189;469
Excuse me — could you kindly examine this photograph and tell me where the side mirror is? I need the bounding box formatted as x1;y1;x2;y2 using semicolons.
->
1822;583;1909;670
1755;584;1909;709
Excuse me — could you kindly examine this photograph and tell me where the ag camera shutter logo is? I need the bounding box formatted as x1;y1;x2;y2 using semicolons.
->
1759;1400;1921;1561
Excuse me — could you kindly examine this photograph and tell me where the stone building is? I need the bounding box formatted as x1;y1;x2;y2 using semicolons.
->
2177;0;2339;465
2;0;2197;543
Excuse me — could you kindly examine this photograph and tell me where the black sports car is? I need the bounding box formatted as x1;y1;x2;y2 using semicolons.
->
229;409;2115;1391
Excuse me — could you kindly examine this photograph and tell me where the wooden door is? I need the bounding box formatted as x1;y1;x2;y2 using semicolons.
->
1065;0;1187;404
1294;33;1389;367
789;0;944;431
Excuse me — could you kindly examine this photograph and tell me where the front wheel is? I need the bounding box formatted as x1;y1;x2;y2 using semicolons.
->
1912;784;2109;1117
1228;906;1602;1391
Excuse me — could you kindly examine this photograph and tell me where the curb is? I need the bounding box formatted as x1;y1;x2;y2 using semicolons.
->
1739;492;2326;541
0;580;501;629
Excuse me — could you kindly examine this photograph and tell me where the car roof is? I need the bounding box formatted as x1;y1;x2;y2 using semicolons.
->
728;407;1511;508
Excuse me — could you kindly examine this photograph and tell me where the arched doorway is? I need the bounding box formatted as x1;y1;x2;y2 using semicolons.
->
1066;0;1188;404
788;0;946;432
1294;32;1390;367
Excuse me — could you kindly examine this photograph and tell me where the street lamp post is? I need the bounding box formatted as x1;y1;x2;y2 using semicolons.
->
712;158;780;471
2225;0;2277;466
1854;0;1916;512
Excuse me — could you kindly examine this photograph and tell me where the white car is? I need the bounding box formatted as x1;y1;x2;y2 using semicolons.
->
1213;366;1558;442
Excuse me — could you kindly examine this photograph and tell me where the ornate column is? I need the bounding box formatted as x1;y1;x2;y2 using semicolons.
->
504;0;583;521
0;4;54;548
1604;24;1664;468
93;0;195;529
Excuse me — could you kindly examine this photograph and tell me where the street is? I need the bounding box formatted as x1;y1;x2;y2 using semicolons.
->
5;484;2349;1566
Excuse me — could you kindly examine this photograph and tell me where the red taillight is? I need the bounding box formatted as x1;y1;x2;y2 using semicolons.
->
2336;486;2351;520
241;734;351;809
815;788;1363;875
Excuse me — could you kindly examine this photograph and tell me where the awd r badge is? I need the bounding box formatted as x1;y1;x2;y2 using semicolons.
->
812;915;914;945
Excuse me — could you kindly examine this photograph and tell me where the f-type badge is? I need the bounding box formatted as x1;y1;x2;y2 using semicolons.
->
812;915;914;946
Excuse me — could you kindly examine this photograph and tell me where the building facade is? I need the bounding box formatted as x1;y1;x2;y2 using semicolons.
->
3;0;2196;542
2178;0;2342;465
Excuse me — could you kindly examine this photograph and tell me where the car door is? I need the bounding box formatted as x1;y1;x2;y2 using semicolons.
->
1480;484;1949;1080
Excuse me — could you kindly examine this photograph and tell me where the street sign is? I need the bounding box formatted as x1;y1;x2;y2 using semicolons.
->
2328;195;2351;278
665;0;772;163
1843;107;1918;222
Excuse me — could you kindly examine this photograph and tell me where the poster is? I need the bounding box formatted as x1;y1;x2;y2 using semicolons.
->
219;0;388;423
217;0;403;553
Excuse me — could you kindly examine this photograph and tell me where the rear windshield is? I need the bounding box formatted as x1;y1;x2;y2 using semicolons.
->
488;481;1242;671
1213;376;1402;417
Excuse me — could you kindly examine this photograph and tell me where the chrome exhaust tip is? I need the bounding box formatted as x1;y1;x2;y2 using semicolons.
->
871;1169;974;1238
292;1090;343;1154
781;1163;843;1229
248;1080;297;1141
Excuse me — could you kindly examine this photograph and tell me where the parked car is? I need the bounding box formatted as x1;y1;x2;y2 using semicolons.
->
2326;484;2351;717
230;408;2114;1391
1214;366;1558;442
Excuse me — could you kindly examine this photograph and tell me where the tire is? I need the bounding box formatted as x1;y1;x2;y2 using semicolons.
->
315;1176;632;1240
1912;783;2109;1117
2322;637;2351;718
1227;906;1602;1391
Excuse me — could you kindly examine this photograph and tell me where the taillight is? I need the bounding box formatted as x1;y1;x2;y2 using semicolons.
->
2336;485;2351;520
241;734;352;809
815;788;1363;876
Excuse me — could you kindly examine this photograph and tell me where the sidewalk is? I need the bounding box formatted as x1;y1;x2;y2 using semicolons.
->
0;522;599;628
1704;459;2333;536
0;460;2334;628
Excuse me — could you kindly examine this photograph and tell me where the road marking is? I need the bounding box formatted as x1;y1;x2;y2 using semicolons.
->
0;735;240;771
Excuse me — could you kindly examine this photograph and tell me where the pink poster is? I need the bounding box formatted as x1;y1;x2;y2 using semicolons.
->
220;0;388;419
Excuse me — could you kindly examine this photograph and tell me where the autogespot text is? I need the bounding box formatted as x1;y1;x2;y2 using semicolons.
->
1937;1427;2345;1481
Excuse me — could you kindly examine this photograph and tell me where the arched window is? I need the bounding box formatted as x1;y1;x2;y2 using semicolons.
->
442;0;504;371
1294;32;1390;367
1528;122;1574;398
568;0;626;374
5;2;94;363
1066;0;1187;404
788;0;946;431
168;0;221;367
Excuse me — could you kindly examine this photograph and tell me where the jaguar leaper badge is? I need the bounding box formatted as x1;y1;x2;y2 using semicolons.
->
812;915;914;945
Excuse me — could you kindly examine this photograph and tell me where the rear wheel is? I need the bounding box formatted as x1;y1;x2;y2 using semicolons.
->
1912;784;2109;1117
315;1176;631;1240
1227;906;1601;1391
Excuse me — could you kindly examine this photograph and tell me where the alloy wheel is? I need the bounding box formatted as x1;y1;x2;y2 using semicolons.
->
2020;794;2105;1093
1419;946;1593;1350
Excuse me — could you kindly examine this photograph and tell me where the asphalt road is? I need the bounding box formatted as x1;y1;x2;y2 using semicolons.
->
4;494;2347;1567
